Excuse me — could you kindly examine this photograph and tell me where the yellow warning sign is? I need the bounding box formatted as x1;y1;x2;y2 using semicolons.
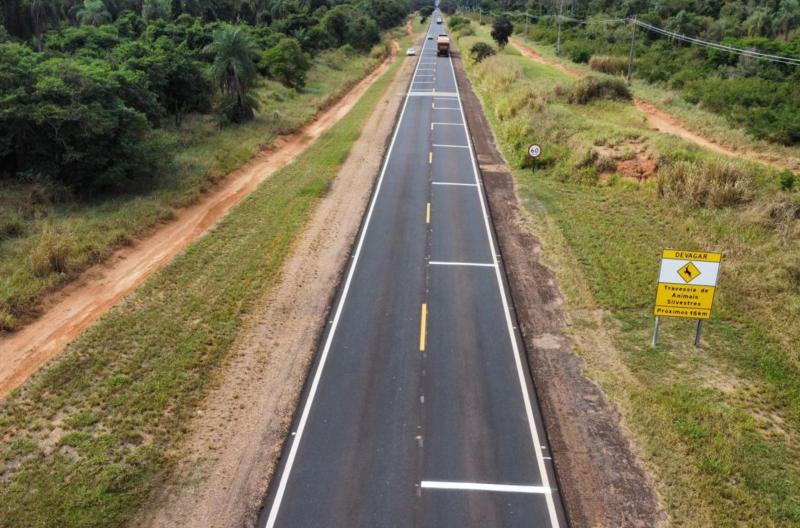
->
677;262;701;283
654;249;721;320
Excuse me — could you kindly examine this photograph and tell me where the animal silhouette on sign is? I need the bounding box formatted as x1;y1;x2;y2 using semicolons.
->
683;267;693;280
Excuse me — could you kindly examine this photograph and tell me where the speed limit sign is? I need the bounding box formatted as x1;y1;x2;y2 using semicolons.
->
528;144;542;158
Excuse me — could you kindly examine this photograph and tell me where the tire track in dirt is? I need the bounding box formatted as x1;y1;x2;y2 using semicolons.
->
0;41;399;400
510;37;800;173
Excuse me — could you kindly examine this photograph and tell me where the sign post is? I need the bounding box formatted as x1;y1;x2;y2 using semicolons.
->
652;249;722;347
527;143;541;173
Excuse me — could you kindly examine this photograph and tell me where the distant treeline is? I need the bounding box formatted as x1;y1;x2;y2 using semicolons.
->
0;0;421;189
451;0;800;145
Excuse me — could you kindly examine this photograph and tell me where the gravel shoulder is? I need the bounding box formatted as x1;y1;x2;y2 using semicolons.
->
452;47;666;527
129;41;416;528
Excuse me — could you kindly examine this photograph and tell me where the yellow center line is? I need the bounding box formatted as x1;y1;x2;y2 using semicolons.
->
426;202;431;224
419;303;427;352
428;151;433;164
430;122;434;131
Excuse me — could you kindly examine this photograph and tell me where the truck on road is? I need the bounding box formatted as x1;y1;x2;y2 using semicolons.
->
436;34;450;57
436;16;443;24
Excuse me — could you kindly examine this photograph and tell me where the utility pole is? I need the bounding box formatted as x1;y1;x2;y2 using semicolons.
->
556;0;564;55
627;16;637;85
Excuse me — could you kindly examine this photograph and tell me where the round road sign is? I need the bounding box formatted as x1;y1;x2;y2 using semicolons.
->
528;144;542;158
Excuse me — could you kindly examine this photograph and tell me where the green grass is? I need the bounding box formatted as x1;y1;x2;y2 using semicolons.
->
509;30;800;169
455;21;800;527
0;32;411;527
0;40;396;332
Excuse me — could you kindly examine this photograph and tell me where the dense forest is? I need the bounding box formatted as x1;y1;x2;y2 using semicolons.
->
446;0;800;145
0;0;416;189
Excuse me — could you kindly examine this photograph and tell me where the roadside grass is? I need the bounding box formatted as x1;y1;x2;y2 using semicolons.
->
0;31;412;528
0;37;400;333
506;29;800;170
455;22;800;526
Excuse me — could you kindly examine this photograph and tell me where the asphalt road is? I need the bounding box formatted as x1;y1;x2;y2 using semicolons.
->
259;12;567;528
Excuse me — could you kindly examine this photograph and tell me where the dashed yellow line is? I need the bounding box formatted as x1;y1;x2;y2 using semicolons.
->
428;151;433;164
419;303;427;352
426;202;431;224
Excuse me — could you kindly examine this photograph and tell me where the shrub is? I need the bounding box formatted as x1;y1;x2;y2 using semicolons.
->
588;55;628;75
448;15;470;32
567;76;631;104
657;160;754;208
565;43;592;63
779;170;796;191
491;16;513;47
30;226;72;277
470;42;495;63
258;37;311;89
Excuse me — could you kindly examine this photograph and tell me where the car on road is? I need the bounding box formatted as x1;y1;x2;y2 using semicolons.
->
427;35;433;39
406;47;416;56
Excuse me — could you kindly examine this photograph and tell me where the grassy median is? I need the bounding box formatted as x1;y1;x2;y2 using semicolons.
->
0;29;413;528
456;21;800;527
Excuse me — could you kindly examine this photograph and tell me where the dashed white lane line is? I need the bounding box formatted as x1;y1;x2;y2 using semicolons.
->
420;481;552;494
431;181;477;186
432;144;469;149
445;35;561;528
428;261;496;267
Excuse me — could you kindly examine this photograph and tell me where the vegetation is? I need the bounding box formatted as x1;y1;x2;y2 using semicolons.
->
490;14;511;47
0;27;412;526
476;0;800;146
469;41;494;62
0;1;415;331
455;21;800;526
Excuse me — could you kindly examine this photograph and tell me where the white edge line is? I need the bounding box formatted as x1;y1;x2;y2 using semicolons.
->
264;25;433;528
420;481;551;494
429;260;496;267
446;39;561;528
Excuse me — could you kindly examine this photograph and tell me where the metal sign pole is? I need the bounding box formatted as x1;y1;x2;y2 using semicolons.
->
694;319;703;348
651;316;660;347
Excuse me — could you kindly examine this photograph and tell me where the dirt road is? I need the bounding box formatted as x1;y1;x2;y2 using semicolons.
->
0;42;399;400
510;38;799;173
132;35;416;528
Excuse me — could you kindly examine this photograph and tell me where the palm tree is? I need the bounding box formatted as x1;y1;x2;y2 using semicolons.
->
205;25;260;122
76;0;111;25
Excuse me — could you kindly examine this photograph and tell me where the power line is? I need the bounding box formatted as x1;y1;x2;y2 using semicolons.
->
486;10;800;67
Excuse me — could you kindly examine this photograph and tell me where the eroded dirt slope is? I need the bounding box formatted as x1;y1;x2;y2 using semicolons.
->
510;37;800;173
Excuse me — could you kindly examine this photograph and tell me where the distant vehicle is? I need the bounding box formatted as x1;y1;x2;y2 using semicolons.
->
406;47;416;56
427;35;434;39
436;16;443;24
436;34;450;56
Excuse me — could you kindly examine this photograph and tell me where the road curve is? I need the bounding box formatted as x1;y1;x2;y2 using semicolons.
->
258;11;568;527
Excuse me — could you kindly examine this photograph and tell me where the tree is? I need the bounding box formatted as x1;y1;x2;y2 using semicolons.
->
205;24;259;122
76;0;112;26
470;41;495;62
143;0;171;20
491;15;512;47
774;0;800;41
258;36;310;88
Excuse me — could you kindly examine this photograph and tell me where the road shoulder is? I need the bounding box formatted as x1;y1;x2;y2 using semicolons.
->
451;48;665;527
129;43;417;528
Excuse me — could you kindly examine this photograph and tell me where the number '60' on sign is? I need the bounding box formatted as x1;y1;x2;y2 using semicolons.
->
528;144;542;158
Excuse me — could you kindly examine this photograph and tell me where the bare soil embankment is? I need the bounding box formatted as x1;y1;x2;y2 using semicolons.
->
510;37;800;173
0;42;399;400
452;47;665;527
130;38;417;528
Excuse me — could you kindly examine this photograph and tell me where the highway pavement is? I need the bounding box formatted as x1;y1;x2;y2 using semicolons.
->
258;11;568;527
